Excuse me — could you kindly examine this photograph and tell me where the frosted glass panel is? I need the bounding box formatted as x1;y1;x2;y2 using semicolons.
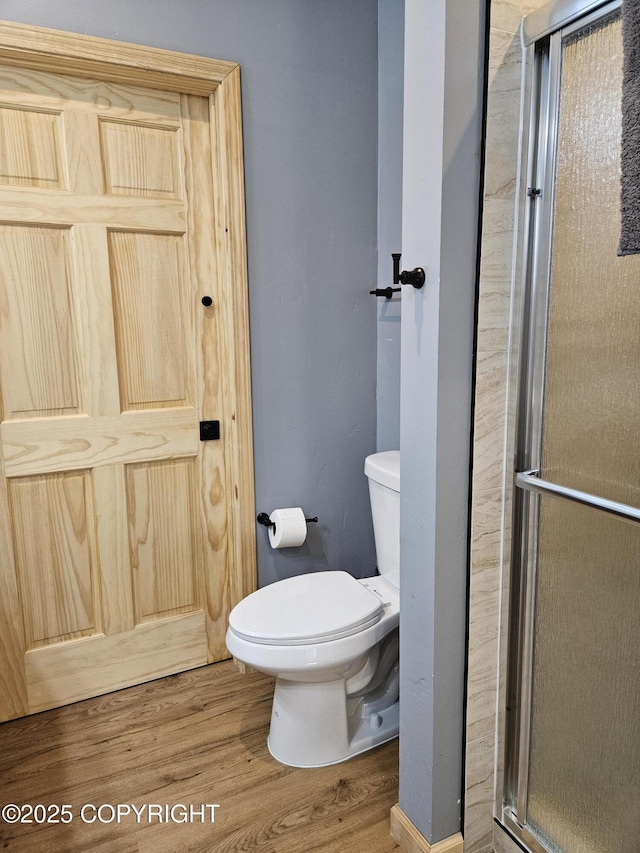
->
524;13;640;853
540;14;640;507
527;497;640;853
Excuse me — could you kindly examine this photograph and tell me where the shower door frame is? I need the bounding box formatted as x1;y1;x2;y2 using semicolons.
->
500;0;624;850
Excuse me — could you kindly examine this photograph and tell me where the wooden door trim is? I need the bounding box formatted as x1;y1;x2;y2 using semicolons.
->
0;21;256;720
0;20;236;94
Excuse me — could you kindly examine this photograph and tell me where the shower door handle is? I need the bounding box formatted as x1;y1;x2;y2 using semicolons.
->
515;469;640;524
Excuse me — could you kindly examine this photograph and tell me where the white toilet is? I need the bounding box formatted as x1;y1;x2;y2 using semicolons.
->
226;450;400;768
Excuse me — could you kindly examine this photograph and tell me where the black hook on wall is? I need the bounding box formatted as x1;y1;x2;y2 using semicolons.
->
369;254;425;298
392;253;425;289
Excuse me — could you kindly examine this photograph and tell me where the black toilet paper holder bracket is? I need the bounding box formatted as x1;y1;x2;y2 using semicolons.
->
257;512;318;530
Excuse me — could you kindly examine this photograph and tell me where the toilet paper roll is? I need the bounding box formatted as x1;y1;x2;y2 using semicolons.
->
268;507;308;548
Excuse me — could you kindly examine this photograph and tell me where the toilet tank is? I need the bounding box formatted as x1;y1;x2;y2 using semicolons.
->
364;451;400;589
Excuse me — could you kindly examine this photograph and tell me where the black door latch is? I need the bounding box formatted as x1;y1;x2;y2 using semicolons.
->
199;420;220;441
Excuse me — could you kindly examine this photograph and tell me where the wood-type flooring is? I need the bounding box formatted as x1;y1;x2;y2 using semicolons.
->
0;660;400;852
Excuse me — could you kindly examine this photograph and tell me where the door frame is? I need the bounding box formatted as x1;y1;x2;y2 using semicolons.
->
0;20;256;719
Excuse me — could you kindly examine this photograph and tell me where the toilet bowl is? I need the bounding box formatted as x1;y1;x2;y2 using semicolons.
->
226;450;400;768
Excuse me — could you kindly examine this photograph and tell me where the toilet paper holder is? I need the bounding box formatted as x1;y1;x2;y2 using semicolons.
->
257;512;318;530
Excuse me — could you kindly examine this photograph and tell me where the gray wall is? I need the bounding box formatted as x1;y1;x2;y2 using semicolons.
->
399;0;484;843
0;0;380;586
376;0;404;452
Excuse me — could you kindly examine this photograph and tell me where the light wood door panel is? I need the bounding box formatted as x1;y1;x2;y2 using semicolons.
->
9;470;99;648
109;230;193;410
0;224;80;418
127;457;202;623
0;30;254;720
0;105;66;189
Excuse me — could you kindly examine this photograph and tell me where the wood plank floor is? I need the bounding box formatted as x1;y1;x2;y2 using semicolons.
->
0;661;400;852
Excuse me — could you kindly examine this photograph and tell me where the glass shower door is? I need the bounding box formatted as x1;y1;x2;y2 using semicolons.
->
505;4;640;852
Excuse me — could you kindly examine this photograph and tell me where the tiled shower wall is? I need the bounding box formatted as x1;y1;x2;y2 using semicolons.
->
464;2;547;852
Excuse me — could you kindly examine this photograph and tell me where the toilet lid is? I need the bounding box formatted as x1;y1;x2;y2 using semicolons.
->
228;571;384;646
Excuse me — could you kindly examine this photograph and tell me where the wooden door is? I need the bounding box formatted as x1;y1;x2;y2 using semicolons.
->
0;25;255;722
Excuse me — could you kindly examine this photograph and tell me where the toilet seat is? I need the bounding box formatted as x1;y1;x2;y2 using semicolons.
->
228;571;383;646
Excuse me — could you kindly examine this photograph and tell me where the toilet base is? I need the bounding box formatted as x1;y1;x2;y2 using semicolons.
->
267;676;399;768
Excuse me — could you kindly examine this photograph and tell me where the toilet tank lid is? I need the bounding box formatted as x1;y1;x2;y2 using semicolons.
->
364;451;400;492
